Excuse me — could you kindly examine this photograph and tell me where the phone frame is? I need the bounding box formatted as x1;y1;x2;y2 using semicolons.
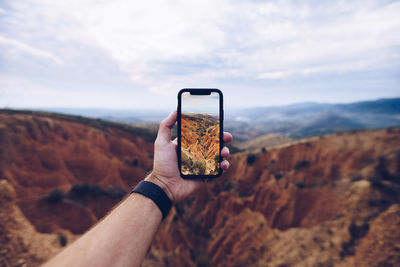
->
177;88;224;179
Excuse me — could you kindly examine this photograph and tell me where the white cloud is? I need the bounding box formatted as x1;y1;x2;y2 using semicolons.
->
1;0;399;107
0;35;63;64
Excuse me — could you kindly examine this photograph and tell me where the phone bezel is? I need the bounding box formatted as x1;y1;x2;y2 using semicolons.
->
177;88;224;179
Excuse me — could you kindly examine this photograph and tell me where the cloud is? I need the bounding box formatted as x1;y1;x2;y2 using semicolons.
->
0;74;155;109
0;35;63;64
0;0;399;108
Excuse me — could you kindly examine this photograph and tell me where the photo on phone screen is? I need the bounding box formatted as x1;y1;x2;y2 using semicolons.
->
178;89;223;178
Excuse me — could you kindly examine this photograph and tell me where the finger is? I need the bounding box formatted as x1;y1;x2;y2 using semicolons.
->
223;132;233;143
156;110;177;143
221;160;230;170
221;147;230;158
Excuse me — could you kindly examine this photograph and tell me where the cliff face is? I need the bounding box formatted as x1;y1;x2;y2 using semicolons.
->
0;179;67;267
0;112;154;234
153;128;400;267
1;111;399;267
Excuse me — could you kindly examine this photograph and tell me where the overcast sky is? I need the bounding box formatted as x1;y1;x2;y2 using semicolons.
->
0;0;399;110
182;92;220;115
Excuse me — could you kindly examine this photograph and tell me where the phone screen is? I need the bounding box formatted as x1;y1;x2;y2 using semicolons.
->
178;89;223;178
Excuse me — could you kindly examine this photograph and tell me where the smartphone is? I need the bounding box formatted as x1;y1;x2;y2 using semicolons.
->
177;88;223;179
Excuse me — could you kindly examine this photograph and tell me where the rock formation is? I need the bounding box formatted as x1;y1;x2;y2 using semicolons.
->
0;179;70;266
0;110;399;266
181;114;220;175
0;111;154;234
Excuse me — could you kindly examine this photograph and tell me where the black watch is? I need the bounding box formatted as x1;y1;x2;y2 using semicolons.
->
131;181;172;220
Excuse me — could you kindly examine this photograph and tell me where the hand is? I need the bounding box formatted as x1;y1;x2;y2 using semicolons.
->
146;110;233;203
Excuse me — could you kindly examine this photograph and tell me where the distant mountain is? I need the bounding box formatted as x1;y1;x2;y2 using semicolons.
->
235;133;293;152
334;98;400;114
27;98;400;140
291;113;365;139
226;98;400;140
39;107;168;123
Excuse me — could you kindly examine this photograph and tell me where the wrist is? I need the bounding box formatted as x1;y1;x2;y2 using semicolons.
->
145;173;175;203
131;180;172;220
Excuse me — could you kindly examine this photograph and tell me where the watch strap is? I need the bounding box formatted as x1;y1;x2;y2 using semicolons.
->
131;181;172;220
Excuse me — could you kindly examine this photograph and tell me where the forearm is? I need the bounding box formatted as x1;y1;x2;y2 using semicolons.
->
43;193;162;267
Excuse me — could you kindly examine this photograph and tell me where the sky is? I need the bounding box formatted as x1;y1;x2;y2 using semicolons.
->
182;92;220;115
0;0;399;111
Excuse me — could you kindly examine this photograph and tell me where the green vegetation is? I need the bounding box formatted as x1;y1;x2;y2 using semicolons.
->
44;183;126;205
246;154;258;165
295;182;305;189
294;160;310;171
45;189;64;203
340;223;370;258
374;156;394;181
193;160;206;175
67;183;126;203
125;158;139;167
57;232;68;247
193;251;213;267
181;151;191;164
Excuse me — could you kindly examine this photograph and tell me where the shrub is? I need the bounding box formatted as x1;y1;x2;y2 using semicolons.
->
246;154;258;165
374;157;393;181
67;183;91;200
341;223;370;258
295;182;305;189
57;233;67;247
45;189;64;203
105;186;126;198
294;160;310;171
274;173;283;180
193;251;212;267
238;187;253;197
66;183;126;204
125;158;139;167
193;160;206;175
349;223;369;239
222;180;234;192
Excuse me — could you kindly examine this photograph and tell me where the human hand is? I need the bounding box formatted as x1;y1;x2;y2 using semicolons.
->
146;110;233;203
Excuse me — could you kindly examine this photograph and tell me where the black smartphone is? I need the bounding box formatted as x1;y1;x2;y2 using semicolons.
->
177;88;224;179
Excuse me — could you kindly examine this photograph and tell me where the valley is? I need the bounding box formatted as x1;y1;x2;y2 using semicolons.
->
181;113;220;175
1;110;399;266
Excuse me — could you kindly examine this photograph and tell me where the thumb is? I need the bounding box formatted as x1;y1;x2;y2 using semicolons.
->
156;110;177;144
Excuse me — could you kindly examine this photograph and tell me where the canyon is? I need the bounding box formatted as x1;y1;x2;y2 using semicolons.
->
181;113;220;175
1;110;399;266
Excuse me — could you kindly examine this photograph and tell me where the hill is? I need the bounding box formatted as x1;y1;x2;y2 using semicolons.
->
0;110;155;235
226;98;400;140
0;179;70;266
234;133;293;152
151;127;400;266
0;111;399;266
